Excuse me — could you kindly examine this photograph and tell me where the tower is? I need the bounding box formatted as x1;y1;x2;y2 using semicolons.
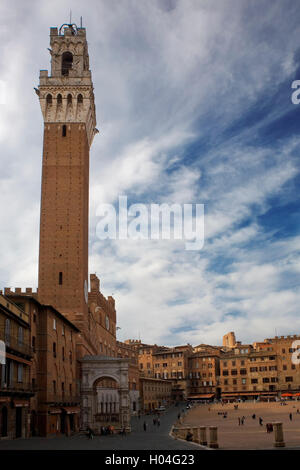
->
37;24;98;333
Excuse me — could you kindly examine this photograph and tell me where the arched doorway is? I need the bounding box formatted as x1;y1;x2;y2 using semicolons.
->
93;377;120;427
1;406;8;437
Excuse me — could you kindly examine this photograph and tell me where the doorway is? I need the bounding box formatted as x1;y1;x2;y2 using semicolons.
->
1;406;8;437
16;407;22;438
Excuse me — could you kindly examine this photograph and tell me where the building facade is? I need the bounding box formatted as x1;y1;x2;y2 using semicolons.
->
3;291;80;436
140;377;172;412
188;345;221;401
0;294;34;439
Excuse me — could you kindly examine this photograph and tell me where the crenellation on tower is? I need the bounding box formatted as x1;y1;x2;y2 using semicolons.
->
37;25;97;148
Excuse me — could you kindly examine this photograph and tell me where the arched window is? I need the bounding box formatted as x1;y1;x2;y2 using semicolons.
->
77;94;83;104
46;94;52;105
57;94;62;105
67;94;72;105
62;125;67;137
61;51;73;76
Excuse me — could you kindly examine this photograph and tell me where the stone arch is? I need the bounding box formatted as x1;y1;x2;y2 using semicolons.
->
56;93;62;105
93;375;120;389
61;51;73;76
46;93;52;105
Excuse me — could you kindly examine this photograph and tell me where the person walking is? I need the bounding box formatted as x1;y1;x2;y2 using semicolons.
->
157;418;160;427
143;421;147;431
289;413;293;421
259;417;263;426
87;426;94;439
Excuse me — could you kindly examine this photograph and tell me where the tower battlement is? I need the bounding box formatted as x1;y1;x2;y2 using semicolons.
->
37;24;98;148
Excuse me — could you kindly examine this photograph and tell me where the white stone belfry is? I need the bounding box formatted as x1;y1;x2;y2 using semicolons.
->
37;24;98;148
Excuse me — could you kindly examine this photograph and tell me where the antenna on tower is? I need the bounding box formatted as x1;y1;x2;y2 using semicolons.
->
80;16;83;28
69;9;72;25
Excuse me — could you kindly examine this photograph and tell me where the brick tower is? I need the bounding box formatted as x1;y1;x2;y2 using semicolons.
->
37;24;98;339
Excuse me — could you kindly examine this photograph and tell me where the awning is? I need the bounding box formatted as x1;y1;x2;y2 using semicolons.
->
188;394;215;399
13;400;29;407
49;408;62;414
61;406;80;414
222;392;259;396
281;393;293;397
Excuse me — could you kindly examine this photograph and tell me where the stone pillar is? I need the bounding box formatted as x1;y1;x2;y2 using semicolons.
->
209;426;219;449
273;422;285;447
192;427;199;443
200;426;208;446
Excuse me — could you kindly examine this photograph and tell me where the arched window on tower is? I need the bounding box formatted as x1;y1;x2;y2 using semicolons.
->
46;94;52;105
77;94;83;104
61;51;73;76
67;94;72;105
62;125;67;137
57;93;62;105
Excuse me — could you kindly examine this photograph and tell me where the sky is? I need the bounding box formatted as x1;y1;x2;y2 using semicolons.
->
0;0;300;347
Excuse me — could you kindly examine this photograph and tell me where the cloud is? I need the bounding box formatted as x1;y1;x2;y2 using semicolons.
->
1;0;300;348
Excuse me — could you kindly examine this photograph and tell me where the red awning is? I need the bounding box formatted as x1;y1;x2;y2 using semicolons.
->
61;406;80;414
281;393;293;397
188;394;215;399
13;400;29;407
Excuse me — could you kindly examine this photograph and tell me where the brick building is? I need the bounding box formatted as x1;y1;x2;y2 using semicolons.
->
3;291;80;436
140;377;172;412
188;345;221;401
219;333;300;401
152;345;193;401
0;294;34;438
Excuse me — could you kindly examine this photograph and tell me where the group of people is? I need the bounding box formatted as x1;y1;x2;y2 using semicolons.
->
86;424;116;439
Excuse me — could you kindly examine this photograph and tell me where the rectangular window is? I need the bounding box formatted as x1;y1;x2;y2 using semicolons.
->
59;272;63;285
17;364;23;383
53;342;56;358
53;319;56;330
18;327;23;346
